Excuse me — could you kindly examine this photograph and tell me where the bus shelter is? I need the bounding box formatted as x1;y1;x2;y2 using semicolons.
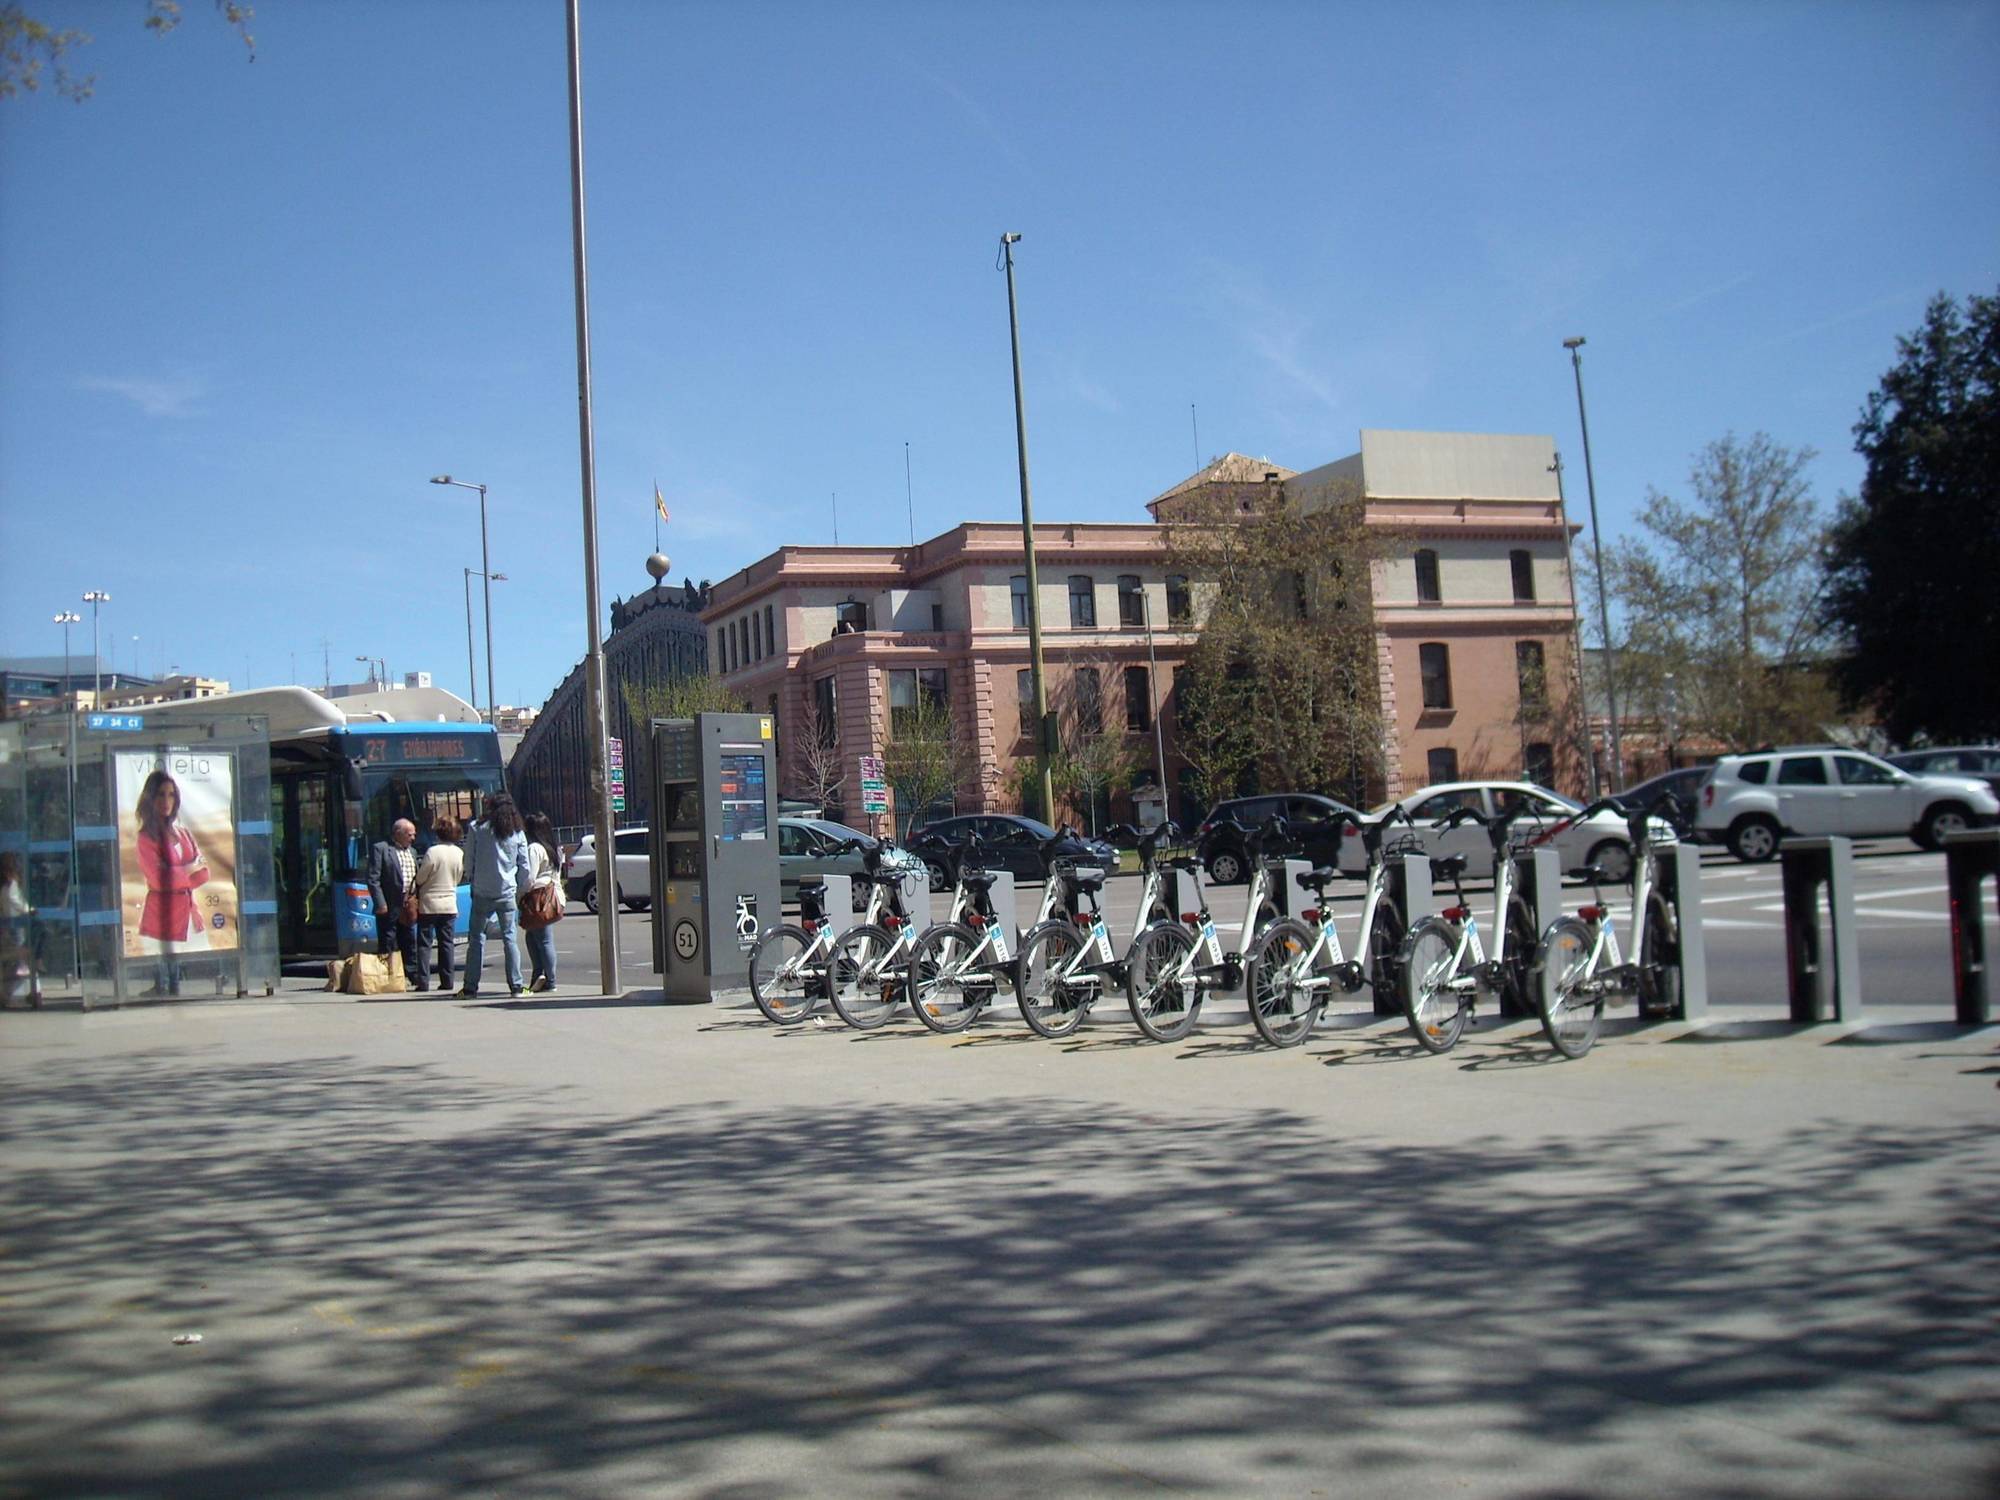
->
0;710;279;1007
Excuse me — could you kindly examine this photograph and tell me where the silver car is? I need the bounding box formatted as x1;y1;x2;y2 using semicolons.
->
1340;781;1668;884
778;818;926;910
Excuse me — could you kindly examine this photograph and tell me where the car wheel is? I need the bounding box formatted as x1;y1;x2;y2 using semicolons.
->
579;876;599;914
925;859;950;894
1207;849;1244;885
1915;802;1971;851
1585;839;1634;885
1727;816;1781;864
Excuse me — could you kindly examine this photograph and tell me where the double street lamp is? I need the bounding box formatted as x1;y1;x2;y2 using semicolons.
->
432;476;498;721
461;567;507;716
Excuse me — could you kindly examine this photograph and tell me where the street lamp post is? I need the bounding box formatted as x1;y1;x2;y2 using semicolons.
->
82;590;110;706
461;568;507;715
1562;338;1623;791
1140;589;1168;820
55;610;82;984
432;477;497;722
1000;231;1056;823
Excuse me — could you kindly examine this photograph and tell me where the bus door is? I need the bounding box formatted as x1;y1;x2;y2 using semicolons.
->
272;773;337;956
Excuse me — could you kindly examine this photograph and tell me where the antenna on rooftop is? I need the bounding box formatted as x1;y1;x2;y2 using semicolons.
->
904;441;915;546
832;491;839;546
1190;404;1201;472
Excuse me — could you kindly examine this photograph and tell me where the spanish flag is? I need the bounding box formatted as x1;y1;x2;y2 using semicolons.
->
654;483;670;525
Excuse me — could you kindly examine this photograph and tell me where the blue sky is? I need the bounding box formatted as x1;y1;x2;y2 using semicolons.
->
4;0;1996;708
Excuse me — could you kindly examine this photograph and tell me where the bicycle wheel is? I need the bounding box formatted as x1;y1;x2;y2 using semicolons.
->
1017;920;1096;1039
1246;917;1322;1048
1502;896;1540;1016
1636;893;1682;1018
749;925;818;1025
1126;921;1201;1042
1534;915;1600;1059
1367;898;1405;1015
1398;917;1469;1054
827;923;900;1030
909;921;1002;1034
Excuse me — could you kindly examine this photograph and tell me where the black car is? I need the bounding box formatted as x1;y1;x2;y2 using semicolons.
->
911;815;1118;891
1886;746;2000;799
1194;793;1361;883
1607;766;1711;831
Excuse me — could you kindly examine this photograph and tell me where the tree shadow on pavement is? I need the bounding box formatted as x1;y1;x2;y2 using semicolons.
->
2;1046;1995;1499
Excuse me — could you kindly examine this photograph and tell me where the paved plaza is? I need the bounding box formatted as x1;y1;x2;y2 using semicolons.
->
3;953;1997;1498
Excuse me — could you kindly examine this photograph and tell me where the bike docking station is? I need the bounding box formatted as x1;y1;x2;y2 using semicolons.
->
1506;845;1566;1019
1202;853;1314;1022
1942;829;1999;1027
648;712;782;1005
1779;836;1863;1026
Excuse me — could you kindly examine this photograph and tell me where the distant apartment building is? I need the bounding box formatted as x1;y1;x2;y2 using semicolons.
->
704;432;1585;825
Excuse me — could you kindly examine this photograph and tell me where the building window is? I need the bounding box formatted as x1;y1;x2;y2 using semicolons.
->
1010;575;1029;629
1124;666;1150;734
1166;573;1191;626
931;601;944;631
888;667;949;735
751;611;762;661
1415;549;1442;605
1074;667;1103;735
1018;669;1034;741
1419;642;1453;709
834;599;869;634
812;675;837;748
1068;575;1096;628
765;604;776;657
1117;575;1144;628
1516;640;1547;711
1510;550;1536;603
713;629;725;674
1427;747;1460;783
1524;741;1555;788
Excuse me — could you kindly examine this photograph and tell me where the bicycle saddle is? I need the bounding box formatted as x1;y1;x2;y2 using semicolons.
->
1294;866;1340;891
1064;865;1107;889
1432;854;1469;879
796;881;828;905
1567;865;1606;884
960;870;998;891
1165;855;1202;871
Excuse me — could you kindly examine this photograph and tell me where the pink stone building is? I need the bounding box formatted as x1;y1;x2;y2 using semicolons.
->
703;432;1585;826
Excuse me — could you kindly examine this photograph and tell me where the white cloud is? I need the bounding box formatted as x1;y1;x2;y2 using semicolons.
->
76;371;208;419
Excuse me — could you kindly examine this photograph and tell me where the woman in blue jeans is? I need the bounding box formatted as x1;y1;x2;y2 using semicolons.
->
461;793;533;998
521;812;562;993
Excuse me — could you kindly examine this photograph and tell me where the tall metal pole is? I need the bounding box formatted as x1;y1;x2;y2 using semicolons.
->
56;611;81;983
476;483;497;722
567;0;619;996
462;568;480;715
1001;232;1055;822
1141;590;1167;815
83;590;109;705
1548;452;1599;799
1564;337;1623;791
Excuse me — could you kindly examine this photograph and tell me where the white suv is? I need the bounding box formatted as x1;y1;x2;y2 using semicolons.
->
1694;748;1998;862
563;827;653;912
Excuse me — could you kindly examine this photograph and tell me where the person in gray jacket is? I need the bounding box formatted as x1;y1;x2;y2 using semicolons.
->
461;793;533;998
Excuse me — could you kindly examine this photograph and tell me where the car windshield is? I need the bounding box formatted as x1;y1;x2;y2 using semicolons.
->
805;819;873;847
1013;817;1059;839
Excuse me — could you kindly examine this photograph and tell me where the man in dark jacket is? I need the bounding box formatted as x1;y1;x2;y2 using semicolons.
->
367;818;420;987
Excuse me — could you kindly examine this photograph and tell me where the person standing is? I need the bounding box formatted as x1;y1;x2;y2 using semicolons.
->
521;811;563;993
367;818;421;988
461;793;532;998
411;814;465;994
1;851;43;1008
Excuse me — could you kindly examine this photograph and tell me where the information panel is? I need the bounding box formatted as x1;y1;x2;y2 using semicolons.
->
718;753;768;841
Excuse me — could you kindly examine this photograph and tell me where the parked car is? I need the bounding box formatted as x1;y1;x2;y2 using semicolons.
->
1695;747;1999;861
1885;746;2000;800
911;815;1118;891
563;827;652;912
1194;793;1364;883
778;817;925;909
1339;781;1663;884
1608;766;1711;831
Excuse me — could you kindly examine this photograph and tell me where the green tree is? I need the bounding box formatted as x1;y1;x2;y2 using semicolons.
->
1047;658;1143;835
2;2;254;102
883;694;974;838
1824;289;2000;742
1605;433;1835;749
1165;477;1388;806
619;674;746;824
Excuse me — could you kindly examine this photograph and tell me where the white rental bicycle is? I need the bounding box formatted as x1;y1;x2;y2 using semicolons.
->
1015;821;1181;1040
1240;806;1416;1047
819;838;935;1029
1529;796;1687;1059
745;837;886;1025
904;835;1023;1034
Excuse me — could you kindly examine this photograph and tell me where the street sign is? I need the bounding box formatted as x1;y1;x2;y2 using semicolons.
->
86;713;146;731
859;753;889;815
608;736;624;766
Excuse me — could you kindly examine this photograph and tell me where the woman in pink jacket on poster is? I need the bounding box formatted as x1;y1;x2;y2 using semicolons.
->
136;769;210;950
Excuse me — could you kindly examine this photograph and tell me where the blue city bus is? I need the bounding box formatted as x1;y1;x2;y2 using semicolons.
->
145;686;507;959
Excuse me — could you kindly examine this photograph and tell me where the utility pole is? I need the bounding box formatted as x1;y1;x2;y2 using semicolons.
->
1549;451;1600;799
1000;233;1055;823
1564;337;1623;791
567;0;620;996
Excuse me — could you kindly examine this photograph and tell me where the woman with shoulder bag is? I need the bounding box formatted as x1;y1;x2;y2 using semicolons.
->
521;811;564;994
411;814;465;994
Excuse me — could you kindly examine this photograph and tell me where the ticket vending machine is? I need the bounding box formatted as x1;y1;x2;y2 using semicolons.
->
650;712;782;1002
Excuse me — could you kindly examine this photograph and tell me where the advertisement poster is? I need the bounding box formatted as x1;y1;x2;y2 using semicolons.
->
115;750;240;958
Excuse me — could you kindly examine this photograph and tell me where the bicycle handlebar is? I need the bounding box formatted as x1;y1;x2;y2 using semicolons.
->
1572;794;1690;841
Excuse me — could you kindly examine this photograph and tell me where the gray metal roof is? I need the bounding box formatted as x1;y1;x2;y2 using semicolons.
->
1291;430;1561;504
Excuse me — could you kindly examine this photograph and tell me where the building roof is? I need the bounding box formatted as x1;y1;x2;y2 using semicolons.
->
1145;452;1298;509
1341;430;1560;502
0;655;124;679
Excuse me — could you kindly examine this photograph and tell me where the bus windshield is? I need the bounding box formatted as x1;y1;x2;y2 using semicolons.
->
361;765;505;852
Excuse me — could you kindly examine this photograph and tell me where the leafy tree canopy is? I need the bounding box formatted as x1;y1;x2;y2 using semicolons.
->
1;2;253;102
1824;288;2000;743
